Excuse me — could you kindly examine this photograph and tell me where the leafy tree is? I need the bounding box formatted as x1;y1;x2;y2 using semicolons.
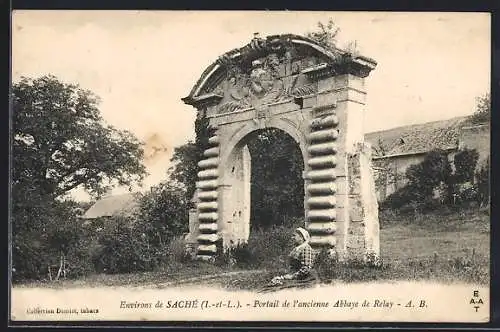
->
138;180;189;247
11;198;86;281
469;93;490;124
11;75;148;280
168;112;215;203
246;128;304;229
168;143;197;200
12;75;147;200
383;149;453;210
475;157;490;207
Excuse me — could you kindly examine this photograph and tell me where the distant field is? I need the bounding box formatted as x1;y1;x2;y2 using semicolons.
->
14;207;490;290
380;208;490;264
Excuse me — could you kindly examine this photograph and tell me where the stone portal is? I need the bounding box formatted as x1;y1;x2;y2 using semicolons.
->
183;33;380;262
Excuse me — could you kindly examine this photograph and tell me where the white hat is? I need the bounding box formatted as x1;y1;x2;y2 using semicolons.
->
295;227;310;242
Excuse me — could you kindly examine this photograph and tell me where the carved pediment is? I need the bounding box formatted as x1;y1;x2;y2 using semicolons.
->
216;51;322;114
183;34;377;113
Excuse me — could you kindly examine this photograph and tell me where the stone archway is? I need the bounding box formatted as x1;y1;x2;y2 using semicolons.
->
183;33;380;262
218;122;306;247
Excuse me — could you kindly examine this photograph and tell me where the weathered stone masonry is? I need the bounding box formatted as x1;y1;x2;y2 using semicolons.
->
183;33;380;262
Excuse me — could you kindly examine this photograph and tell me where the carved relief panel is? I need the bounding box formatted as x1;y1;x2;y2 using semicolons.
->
197;37;333;116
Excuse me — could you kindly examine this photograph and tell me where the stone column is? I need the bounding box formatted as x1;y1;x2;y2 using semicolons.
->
306;57;377;261
334;73;367;260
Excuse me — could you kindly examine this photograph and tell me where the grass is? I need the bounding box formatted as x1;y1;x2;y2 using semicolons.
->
15;206;490;290
380;207;489;262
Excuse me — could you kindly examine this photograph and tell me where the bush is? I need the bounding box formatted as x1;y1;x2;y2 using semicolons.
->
220;222;301;270
85;180;192;275
166;236;193;265
12;232;50;282
95;218;158;274
314;248;387;283
475;157;490;207
138;181;189;247
210;219;304;270
226;242;256;268
64;236;99;278
11;199;93;282
454;148;479;183
381;149;476;211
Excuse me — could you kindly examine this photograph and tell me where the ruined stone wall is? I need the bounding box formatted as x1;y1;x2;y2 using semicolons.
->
347;143;380;262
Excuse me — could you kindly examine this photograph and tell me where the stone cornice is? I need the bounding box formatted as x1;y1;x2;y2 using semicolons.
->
182;93;223;109
303;55;377;80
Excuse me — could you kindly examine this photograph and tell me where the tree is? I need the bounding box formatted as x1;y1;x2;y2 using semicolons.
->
453;148;479;183
382;149;453;210
475;157;490;207
168;125;304;229
168;112;215;203
469;93;490;124
11;198;87;281
12;75;147;200
11;75;148;281
138;180;189;247
246;128;304;229
306;19;340;51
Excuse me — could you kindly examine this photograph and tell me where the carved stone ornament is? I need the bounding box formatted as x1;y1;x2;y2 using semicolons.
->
182;34;377;114
215;37;320;115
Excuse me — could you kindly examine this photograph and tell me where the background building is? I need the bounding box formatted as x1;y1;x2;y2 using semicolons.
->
365;116;490;202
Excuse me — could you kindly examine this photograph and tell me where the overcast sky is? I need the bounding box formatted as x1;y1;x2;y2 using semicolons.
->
12;11;491;200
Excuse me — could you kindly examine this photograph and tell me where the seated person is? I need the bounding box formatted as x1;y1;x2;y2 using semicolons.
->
270;227;318;286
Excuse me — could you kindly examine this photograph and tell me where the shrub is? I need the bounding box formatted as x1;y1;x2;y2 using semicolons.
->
475;157;490;207
166;236;193;265
381;149;453;211
218;223;300;270
138;181;189;247
12;231;50;282
454;148;479;183
246;224;297;269
226;242;256;268
64;236;98;278
86;180;193;275
314;248;387;283
95;218;158;274
11;199;92;282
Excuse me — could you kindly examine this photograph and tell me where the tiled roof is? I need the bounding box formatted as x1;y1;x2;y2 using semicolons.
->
82;193;142;219
365;116;469;158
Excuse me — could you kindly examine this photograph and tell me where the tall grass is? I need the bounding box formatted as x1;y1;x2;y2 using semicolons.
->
21;206;489;288
313;248;489;286
216;223;297;273
221;206;490;287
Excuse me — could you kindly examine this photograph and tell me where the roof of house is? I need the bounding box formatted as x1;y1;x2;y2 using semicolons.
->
364;116;469;158
82;193;142;219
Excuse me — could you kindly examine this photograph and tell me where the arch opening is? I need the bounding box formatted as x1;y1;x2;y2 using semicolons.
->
247;128;304;230
220;127;305;246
